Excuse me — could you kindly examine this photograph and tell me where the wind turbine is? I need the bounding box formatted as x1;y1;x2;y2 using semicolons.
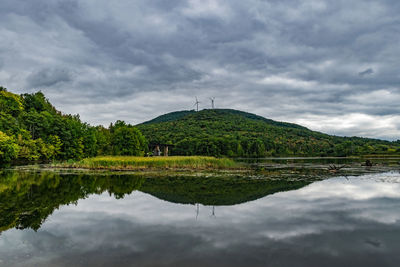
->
209;97;215;109
211;206;216;218
196;203;200;220
194;97;200;112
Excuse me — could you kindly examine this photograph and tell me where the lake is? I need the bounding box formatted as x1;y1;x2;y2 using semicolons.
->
1;159;400;266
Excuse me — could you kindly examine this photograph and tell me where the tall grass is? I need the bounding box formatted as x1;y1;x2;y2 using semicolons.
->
54;156;238;170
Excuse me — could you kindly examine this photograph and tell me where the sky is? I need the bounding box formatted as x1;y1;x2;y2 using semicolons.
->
0;0;399;140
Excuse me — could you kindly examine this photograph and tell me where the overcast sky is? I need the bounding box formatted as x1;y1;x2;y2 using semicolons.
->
1;0;399;140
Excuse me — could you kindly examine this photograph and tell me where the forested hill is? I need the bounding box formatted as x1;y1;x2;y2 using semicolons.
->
142;109;308;130
137;109;400;157
141;110;195;124
2;87;399;162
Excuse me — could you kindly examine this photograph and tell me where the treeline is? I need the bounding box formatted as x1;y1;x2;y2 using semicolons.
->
0;87;147;163
2;87;400;162
138;109;400;157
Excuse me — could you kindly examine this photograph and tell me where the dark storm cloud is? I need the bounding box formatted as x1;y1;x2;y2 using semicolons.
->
0;0;399;139
27;68;73;88
359;68;374;77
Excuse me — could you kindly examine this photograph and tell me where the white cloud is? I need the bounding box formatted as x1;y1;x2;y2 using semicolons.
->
293;113;400;140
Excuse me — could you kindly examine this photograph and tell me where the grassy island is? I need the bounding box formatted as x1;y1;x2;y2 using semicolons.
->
53;156;238;171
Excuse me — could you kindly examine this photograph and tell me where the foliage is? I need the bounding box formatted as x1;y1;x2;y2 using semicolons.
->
0;131;19;162
141;110;195;124
137;109;400;157
110;121;147;156
0;90;24;117
0;87;147;163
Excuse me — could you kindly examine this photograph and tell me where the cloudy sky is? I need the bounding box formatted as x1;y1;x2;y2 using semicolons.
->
1;0;399;140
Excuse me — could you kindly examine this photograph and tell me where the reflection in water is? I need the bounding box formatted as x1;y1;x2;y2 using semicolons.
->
0;171;146;232
0;170;400;266
0;170;309;232
140;175;310;206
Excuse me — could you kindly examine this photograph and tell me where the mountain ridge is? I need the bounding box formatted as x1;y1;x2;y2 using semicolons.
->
137;108;400;157
141;109;309;131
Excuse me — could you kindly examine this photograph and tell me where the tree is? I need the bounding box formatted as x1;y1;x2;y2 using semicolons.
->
110;121;147;156
0;131;20;162
22;91;55;113
0;90;24;117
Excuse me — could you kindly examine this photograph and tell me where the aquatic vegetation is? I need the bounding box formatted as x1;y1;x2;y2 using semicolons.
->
2;158;399;233
53;156;238;170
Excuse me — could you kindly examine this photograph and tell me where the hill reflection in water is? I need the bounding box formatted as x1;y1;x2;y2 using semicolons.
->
1;169;400;267
0;170;309;232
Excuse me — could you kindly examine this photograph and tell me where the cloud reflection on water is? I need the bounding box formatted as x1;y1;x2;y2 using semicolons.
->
1;172;400;266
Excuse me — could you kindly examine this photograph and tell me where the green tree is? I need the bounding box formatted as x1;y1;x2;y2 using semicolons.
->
0;131;20;162
0;90;24;117
110;121;147;156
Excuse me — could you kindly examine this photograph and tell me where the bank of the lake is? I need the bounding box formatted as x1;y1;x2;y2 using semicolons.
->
52;156;239;171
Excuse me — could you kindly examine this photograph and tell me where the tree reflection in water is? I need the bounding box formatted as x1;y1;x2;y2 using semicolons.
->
0;170;309;232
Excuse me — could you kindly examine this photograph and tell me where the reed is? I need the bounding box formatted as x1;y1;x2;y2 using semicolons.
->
54;156;238;170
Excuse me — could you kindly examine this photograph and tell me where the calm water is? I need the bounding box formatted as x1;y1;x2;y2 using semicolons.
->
1;162;400;266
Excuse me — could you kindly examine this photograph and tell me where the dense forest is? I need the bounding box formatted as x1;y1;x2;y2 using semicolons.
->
137;109;400;157
0;87;147;163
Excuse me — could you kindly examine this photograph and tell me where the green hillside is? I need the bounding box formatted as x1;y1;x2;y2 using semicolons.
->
0;87;147;163
141;110;195;124
137;109;400;157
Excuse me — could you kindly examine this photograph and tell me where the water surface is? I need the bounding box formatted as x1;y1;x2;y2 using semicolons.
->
1;163;400;266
